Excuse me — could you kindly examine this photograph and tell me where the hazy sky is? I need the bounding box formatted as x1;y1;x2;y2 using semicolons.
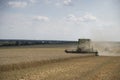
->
0;0;120;41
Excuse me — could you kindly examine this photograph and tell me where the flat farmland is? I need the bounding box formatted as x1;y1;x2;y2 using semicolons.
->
0;43;120;80
0;47;82;65
0;56;120;80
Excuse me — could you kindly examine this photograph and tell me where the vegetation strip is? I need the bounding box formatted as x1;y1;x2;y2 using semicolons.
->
0;55;95;72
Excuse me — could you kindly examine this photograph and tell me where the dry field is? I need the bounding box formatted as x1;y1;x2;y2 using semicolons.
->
0;56;120;80
0;42;120;80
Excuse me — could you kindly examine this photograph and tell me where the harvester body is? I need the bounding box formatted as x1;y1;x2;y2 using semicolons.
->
65;39;98;56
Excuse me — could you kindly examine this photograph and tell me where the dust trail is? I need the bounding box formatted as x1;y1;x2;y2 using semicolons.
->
93;42;120;56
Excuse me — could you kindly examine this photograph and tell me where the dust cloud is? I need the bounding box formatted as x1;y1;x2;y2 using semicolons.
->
92;42;120;56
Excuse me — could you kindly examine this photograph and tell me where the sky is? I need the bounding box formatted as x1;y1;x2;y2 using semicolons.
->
0;0;120;41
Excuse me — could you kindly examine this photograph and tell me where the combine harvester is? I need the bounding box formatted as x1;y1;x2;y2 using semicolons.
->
65;39;98;56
